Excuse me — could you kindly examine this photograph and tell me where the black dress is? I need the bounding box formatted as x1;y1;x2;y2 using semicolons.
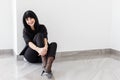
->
20;24;57;63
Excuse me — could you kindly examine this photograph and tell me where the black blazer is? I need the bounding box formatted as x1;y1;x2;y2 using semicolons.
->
20;24;48;55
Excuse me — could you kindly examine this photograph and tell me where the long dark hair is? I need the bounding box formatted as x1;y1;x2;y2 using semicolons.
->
23;10;40;31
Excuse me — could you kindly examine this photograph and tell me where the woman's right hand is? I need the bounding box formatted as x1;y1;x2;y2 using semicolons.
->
36;47;47;56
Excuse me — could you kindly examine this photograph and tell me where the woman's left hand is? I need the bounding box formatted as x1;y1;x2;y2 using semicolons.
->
38;45;48;56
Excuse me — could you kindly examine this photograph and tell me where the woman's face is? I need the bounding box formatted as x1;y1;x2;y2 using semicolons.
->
25;17;35;27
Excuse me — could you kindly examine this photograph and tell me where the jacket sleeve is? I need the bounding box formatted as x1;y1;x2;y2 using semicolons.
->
23;29;32;45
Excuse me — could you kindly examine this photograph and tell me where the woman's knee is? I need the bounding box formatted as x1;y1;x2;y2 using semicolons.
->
47;42;57;58
33;33;44;47
34;33;43;39
50;42;57;48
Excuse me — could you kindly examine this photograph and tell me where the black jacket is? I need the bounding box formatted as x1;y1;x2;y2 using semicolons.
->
20;24;48;55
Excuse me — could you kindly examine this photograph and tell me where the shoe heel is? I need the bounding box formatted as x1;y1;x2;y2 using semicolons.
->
41;70;45;76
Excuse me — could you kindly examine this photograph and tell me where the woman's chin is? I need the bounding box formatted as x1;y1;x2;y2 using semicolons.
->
29;24;34;27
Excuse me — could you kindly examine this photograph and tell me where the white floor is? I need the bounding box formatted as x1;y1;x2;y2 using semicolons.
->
0;55;16;80
1;53;120;80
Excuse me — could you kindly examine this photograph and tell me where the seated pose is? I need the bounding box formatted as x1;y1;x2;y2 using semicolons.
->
20;10;57;79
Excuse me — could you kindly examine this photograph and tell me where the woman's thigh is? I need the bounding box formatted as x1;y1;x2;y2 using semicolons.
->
24;47;42;63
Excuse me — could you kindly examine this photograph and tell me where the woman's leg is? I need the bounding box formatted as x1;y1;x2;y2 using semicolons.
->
24;33;44;63
41;42;57;78
33;33;44;47
45;42;57;72
24;47;42;63
33;33;47;67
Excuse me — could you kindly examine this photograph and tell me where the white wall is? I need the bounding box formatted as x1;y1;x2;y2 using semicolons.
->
16;0;112;55
112;0;120;51
13;0;17;54
0;0;13;49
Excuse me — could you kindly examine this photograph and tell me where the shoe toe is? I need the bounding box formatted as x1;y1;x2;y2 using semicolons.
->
42;72;53;79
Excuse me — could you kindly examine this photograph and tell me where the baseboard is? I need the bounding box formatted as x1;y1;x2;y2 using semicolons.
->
110;49;120;54
0;49;13;56
56;48;111;57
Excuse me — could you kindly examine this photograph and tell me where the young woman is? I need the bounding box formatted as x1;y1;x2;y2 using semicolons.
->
20;10;57;79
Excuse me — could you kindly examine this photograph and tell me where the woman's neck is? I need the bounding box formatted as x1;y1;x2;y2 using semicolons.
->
30;26;35;30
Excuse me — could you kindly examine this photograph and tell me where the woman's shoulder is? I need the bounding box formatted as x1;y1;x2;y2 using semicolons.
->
40;24;45;27
39;24;47;30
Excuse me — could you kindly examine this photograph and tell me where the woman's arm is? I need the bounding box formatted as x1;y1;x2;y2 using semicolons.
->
28;41;38;51
28;42;46;56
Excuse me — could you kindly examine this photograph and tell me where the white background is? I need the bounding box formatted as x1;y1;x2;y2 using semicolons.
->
16;0;111;55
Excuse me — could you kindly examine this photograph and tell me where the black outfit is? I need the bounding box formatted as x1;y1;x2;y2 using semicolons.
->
20;24;57;63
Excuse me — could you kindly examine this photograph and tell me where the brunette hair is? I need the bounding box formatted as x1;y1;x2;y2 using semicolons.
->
23;10;39;31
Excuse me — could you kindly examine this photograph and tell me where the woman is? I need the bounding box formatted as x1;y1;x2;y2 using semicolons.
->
20;10;57;79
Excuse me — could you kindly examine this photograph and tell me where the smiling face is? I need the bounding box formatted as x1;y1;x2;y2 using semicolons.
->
25;17;35;27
